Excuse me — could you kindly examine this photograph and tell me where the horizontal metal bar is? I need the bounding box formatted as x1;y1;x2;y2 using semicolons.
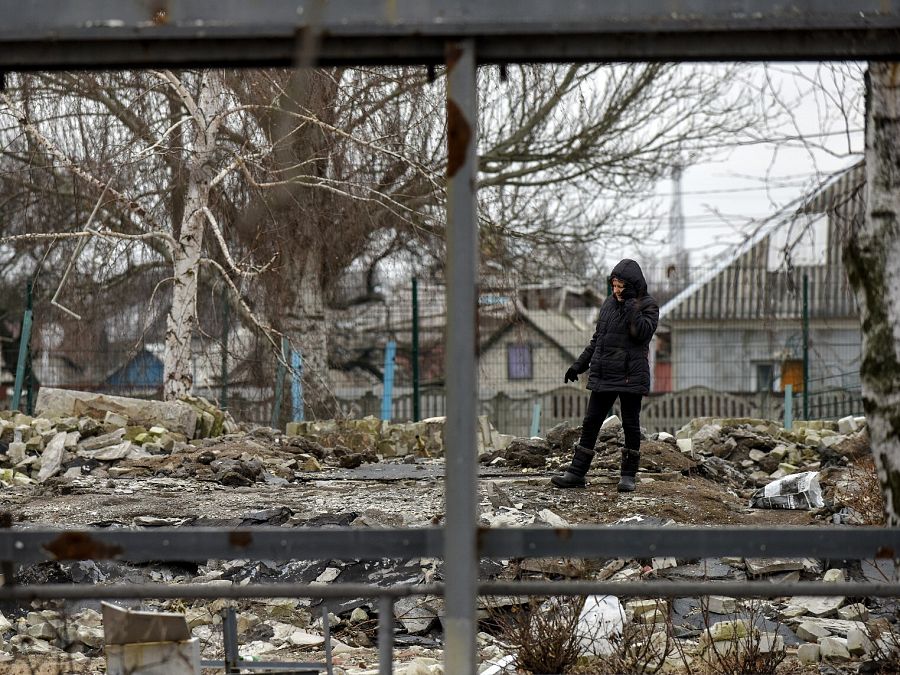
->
479;526;900;560
0;526;895;563
480;580;900;599
1;580;899;603
2;0;900;67
201;659;323;672
0;527;443;563
0;582;443;602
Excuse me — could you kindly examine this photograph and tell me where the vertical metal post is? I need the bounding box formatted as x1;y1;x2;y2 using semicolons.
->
321;604;334;675
378;595;394;674
802;273;809;420
223;607;239;673
11;281;33;413
784;383;793;430
271;336;289;429
221;285;229;409
443;38;478;675
291;348;304;421
381;340;396;421
412;277;421;422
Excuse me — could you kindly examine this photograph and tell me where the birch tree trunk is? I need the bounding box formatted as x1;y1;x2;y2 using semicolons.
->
163;72;221;400
843;62;900;523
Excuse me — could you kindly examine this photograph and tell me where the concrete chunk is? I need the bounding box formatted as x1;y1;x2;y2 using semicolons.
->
837;603;868;622
792;595;845;617
707;596;737;614
36;431;67;482
817;636;851;661
797;643;820;664
796;621;831;642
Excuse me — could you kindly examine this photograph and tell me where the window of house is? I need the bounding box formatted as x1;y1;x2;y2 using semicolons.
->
781;359;804;392
756;363;774;392
507;343;533;380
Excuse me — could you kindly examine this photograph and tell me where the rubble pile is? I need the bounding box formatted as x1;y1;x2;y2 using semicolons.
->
0;388;893;673
286;414;515;459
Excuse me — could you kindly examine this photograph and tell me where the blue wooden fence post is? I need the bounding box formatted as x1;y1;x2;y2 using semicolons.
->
530;401;542;438
381;340;396;422
291;349;304;422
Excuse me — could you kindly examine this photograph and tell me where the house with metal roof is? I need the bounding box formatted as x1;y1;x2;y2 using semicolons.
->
648;163;864;427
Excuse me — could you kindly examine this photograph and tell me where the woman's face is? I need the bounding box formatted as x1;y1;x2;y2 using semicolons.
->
611;278;625;301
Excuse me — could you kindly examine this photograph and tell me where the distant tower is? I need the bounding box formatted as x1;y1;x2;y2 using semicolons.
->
667;164;690;291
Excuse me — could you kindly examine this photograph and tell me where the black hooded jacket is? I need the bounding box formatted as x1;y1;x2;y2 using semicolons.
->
573;259;659;395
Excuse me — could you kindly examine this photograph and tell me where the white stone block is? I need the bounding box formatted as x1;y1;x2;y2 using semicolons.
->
817;636;851;661
797;643;820;664
676;438;692;454
837;415;858;435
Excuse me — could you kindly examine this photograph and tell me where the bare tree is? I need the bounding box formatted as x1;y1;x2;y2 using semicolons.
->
843;62;900;523
0;63;767;415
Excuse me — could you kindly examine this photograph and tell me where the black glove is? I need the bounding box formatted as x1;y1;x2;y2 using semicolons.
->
564;366;579;383
620;284;638;300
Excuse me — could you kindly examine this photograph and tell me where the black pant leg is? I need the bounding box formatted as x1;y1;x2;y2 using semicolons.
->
577;391;617;450
619;392;644;450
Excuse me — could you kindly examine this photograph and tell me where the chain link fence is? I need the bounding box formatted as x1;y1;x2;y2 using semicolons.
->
0;262;863;435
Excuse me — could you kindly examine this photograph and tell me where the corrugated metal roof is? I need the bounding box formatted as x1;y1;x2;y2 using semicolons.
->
660;163;863;323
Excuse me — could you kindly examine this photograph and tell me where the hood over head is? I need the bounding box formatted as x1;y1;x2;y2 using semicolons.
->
608;259;648;297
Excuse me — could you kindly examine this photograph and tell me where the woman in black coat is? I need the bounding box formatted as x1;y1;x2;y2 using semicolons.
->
551;259;659;491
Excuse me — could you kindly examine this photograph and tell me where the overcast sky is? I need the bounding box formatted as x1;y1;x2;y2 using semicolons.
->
622;63;865;272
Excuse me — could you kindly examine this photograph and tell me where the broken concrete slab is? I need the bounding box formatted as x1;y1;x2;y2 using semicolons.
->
36;388;199;439
796;621;831;642
791;595;845;617
36;431;67;482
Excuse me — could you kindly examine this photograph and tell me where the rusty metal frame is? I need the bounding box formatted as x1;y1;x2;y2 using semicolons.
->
3;0;900;68
2;3;900;674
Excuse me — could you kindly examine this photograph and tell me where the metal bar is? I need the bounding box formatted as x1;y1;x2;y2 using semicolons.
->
0;582;443;602
381;340;396;422
10;308;32;413
202;659;324;672
0;528;444;563
224;607;239;673
784;383;793;430
412;277;420;422
3;580;900;603
322;604;333;675
271;336;289;428
3;1;900;68
803;272;810;419
221;285;229;410
0;526;898;563
444;37;478;675
378;595;394;675
479;580;900;599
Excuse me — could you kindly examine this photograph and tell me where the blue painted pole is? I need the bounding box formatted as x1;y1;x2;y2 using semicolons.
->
291;349;304;422
530;401;542;437
784;384;793;430
381;340;396;421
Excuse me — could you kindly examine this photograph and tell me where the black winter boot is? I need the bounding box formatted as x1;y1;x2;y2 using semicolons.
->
551;445;595;489
617;448;641;492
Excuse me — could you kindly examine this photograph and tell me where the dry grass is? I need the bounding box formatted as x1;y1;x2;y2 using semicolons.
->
842;456;887;525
